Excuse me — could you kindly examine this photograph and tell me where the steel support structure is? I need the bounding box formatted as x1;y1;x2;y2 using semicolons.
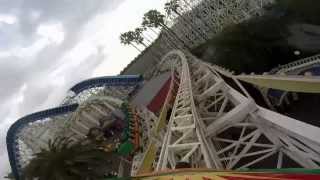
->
156;51;219;170
143;50;320;173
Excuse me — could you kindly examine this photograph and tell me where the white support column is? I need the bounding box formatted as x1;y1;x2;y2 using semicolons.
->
82;111;100;126
156;50;220;170
136;49;320;173
91;104;109;117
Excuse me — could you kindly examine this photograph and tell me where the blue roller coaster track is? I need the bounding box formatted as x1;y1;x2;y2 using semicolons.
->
6;75;143;180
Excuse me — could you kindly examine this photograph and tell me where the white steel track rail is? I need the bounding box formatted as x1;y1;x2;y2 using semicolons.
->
147;50;320;173
188;51;320;170
156;51;219;170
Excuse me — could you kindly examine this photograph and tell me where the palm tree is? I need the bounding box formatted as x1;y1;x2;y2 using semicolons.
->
133;27;149;47
164;0;180;17
23;137;118;180
164;0;207;41
142;9;189;49
134;27;153;45
120;31;142;52
134;27;165;61
140;26;158;41
142;10;166;29
143;11;181;49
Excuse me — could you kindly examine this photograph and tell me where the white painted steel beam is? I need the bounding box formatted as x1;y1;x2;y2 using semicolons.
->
149;50;320;172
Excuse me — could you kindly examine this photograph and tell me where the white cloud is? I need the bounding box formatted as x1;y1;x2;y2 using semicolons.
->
37;23;65;44
0;14;17;25
0;0;167;177
92;0;167;76
0;22;64;59
0;37;49;59
30;11;41;21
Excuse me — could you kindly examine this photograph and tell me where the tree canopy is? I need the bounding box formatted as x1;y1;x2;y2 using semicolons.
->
142;10;166;29
23;137;118;180
164;0;180;17
193;0;320;73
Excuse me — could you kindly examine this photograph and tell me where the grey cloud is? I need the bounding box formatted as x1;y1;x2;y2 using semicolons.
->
0;0;123;176
0;0;122;38
0;56;29;101
17;47;105;116
0;0;122;103
0;0;123;49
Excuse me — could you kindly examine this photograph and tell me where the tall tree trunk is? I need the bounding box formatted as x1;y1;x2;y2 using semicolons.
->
174;10;207;42
162;29;181;49
139;41;148;48
161;34;177;50
144;32;155;42
161;24;190;50
139;40;164;62
147;26;182;51
150;28;159;36
130;43;142;52
142;34;153;44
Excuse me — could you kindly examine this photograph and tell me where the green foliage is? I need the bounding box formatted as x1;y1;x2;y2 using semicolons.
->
120;32;135;45
193;1;320;73
142;10;166;29
23;137;116;180
164;0;180;16
133;28;147;47
214;16;293;73
193;15;295;73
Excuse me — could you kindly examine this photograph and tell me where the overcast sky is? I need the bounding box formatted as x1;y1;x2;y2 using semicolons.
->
0;0;166;176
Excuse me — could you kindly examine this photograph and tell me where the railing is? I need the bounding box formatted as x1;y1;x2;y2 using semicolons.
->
270;54;320;74
7;75;143;180
6;104;79;180
155;50;217;170
69;75;143;94
133;168;320;179
62;75;143;105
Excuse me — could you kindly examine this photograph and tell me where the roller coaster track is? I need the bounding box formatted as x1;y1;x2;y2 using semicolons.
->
134;168;320;180
133;50;320;177
270;53;320;74
7;51;320;180
7;75;143;180
210;59;320;93
134;66;179;175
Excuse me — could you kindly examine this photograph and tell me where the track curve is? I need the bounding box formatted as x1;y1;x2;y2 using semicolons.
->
6;75;143;180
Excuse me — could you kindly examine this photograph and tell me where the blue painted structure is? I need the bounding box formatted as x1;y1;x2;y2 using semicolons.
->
299;65;320;76
6;75;143;180
70;75;143;95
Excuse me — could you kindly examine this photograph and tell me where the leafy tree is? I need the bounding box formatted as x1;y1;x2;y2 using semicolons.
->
193;14;295;73
133;28;148;47
23;137;118;180
192;0;320;74
142;10;166;29
134;27;164;60
136;27;153;44
164;0;180;17
120;31;142;52
142;9;189;49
